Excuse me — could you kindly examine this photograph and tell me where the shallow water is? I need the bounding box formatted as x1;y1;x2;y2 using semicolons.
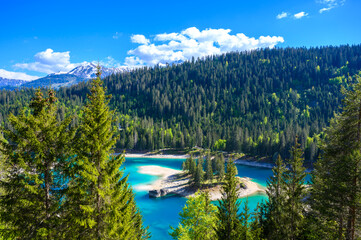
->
123;157;273;239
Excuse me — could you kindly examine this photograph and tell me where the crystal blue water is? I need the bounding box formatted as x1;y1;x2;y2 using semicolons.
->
123;157;273;240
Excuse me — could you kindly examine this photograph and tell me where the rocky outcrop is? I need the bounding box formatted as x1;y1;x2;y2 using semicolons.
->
149;189;169;198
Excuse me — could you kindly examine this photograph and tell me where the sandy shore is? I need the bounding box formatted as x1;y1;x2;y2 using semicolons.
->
136;165;265;201
133;166;182;191
125;153;189;159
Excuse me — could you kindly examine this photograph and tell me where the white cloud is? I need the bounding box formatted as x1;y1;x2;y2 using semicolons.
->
276;12;288;19
125;27;284;67
95;56;122;68
131;34;150;45
294;12;308;19
113;32;120;39
318;0;345;13
319;7;332;13
0;69;39;81
14;48;78;74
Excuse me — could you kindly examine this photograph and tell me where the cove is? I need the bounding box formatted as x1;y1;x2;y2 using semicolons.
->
123;157;273;240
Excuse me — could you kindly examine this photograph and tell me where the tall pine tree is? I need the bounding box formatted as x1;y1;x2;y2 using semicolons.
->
205;153;213;182
64;67;149;239
284;136;306;240
261;154;288;239
216;157;242;239
311;80;361;240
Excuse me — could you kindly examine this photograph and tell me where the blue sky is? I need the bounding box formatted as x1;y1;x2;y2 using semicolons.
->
0;0;360;80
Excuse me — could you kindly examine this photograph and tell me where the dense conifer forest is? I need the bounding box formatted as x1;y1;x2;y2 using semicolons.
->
1;45;361;162
1;46;361;239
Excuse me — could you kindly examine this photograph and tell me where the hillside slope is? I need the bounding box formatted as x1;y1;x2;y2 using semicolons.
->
1;45;361;162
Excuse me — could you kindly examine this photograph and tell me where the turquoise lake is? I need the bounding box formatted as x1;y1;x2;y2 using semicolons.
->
123;157;273;240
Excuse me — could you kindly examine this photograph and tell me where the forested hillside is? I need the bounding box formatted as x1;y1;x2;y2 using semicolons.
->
1;45;361;162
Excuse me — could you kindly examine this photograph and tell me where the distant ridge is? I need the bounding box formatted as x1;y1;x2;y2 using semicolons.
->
0;63;131;89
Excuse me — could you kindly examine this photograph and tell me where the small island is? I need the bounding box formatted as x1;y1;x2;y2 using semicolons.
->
136;154;265;201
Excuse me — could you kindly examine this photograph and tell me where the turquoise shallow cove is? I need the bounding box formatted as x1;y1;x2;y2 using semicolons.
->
123;157;273;240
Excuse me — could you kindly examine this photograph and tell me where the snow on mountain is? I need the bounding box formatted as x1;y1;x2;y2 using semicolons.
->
68;62;130;79
0;77;27;88
1;63;132;89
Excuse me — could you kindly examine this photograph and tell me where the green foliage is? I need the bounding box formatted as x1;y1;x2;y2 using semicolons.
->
216;158;242;239
183;155;196;176
214;139;226;151
310;79;361;239
64;68;149;239
169;191;217;240
283;137;306;239
205;153;213;181
193;157;204;188
216;154;225;180
0;89;73;239
261;154;288;239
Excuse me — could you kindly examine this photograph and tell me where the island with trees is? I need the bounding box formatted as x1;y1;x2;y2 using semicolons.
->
145;152;264;200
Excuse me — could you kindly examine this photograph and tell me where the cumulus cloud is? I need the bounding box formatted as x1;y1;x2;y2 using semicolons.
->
276;12;288;19
95;56;122;68
125;27;284;66
0;69;39;81
294;12;308;19
318;0;345;13
14;48;77;74
131;34;150;45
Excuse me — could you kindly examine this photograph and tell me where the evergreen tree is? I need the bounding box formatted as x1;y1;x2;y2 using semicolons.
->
216;153;225;181
205;153;213;182
239;199;252;240
261;154;287;239
64;68;149;239
249;203;263;240
216;157;241;239
183;154;196;176
284;136;306;240
170;191;217;240
310;80;361;240
189;156;197;176
0;89;73;239
193;157;204;189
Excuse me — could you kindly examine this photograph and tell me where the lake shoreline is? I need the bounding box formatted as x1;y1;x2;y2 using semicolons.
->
125;153;189;159
136;165;265;201
124;152;275;169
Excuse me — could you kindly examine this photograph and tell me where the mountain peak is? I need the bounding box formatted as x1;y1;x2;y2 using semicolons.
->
68;62;129;79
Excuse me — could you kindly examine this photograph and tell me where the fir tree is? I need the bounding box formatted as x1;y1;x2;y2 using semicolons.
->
189;155;197;176
284;136;306;240
310;80;361;240
0;89;73;239
216;153;225;181
239;198;252;239
216;157;241;239
219;154;225;180
261;154;288;239
205;153;213;182
193;157;204;189
64;67;149;239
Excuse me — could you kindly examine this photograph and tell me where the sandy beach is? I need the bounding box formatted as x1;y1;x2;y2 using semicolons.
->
135;165;265;201
125;153;189;159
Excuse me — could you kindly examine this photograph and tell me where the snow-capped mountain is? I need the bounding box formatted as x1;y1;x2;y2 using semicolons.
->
1;63;131;89
68;62;130;79
0;77;27;88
